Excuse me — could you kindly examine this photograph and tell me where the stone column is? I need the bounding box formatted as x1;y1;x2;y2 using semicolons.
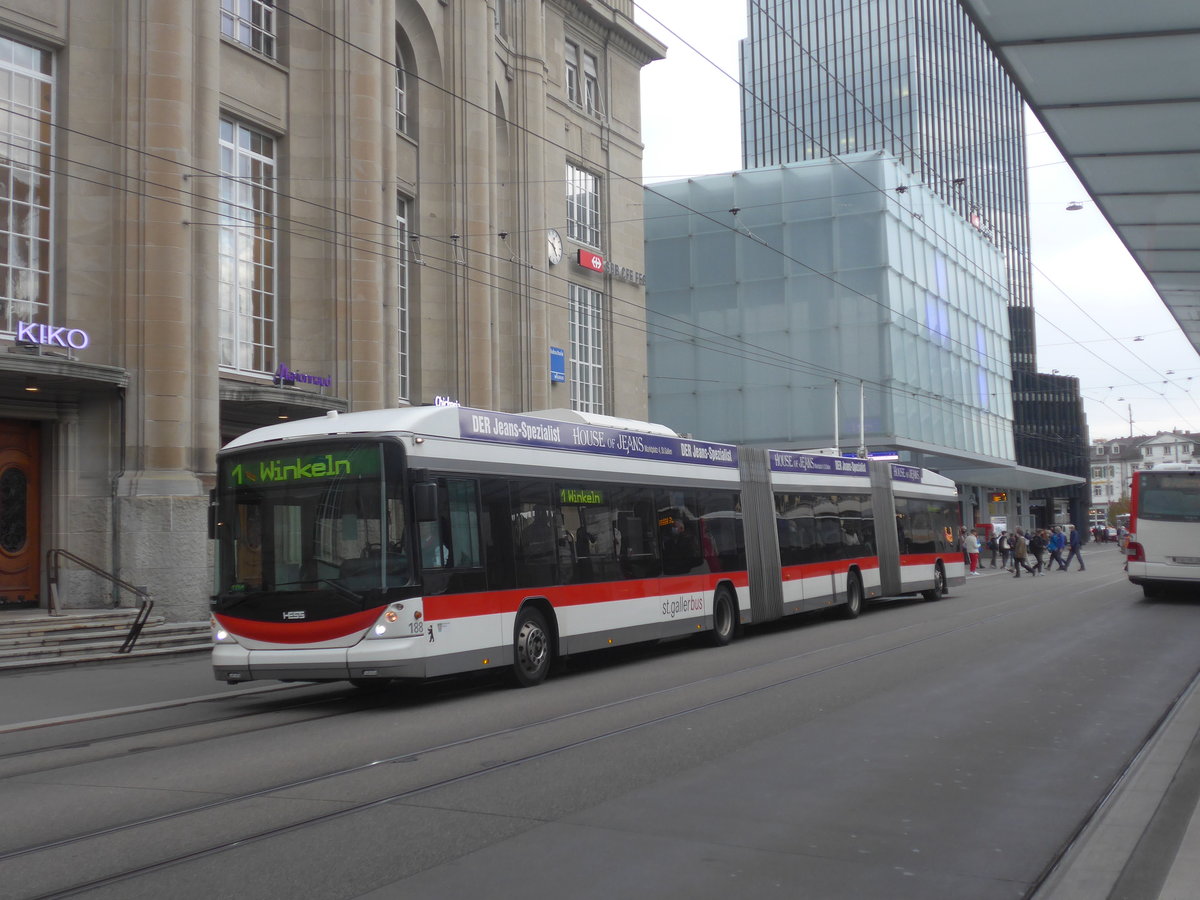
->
114;0;211;622
345;2;388;411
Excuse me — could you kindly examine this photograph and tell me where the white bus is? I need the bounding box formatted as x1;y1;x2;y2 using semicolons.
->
1126;463;1200;598
210;406;963;687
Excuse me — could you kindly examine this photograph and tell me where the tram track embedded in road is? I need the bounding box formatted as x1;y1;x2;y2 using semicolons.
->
5;591;1105;898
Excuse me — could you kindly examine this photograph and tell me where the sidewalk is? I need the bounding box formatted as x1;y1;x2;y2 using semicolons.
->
1036;664;1200;899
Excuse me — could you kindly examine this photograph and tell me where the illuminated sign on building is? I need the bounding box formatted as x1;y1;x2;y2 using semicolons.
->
274;363;332;388
15;321;90;350
577;248;605;273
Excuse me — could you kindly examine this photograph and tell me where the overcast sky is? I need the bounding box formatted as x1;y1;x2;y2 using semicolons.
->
634;0;1200;442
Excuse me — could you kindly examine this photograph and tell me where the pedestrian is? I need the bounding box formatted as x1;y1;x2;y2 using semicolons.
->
987;530;999;567
998;530;1011;570
1046;528;1065;571
965;529;981;575
1028;529;1046;575
958;526;969;567
1063;523;1085;571
1011;528;1035;577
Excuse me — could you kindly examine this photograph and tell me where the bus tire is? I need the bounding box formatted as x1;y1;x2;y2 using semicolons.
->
922;563;947;602
708;585;737;647
1142;584;1164;600
512;607;552;687
838;571;864;619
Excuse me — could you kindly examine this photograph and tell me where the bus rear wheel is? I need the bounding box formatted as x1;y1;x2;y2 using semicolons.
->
708;586;737;647
512;607;552;687
838;572;864;619
922;564;947;602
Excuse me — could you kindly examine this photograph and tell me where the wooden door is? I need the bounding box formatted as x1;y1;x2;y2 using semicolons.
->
0;420;40;607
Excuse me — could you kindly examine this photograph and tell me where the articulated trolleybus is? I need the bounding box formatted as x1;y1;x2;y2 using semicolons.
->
211;406;963;687
1126;463;1200;598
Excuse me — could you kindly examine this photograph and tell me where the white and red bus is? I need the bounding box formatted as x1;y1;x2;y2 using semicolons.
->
1125;463;1200;598
210;406;963;687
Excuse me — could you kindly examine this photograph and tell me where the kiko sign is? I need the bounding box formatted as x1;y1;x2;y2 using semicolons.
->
15;321;90;350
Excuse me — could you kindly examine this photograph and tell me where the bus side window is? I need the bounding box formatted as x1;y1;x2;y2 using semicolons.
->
480;478;515;590
420;478;482;570
512;482;564;587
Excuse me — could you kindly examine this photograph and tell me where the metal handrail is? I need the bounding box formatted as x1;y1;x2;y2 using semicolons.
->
46;549;154;653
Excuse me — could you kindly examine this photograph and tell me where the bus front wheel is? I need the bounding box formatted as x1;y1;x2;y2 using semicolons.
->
512;607;552;687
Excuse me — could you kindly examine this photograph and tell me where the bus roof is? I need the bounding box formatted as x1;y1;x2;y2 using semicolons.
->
222;405;681;452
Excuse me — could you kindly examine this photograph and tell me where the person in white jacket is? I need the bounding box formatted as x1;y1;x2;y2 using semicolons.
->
965;530;981;575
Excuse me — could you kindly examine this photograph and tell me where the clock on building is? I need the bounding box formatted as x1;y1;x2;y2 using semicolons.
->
547;228;563;265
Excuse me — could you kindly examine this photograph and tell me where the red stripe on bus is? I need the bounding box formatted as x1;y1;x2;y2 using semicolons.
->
217;572;753;639
1129;472;1141;535
215;608;382;644
779;556;880;580
424;572;749;620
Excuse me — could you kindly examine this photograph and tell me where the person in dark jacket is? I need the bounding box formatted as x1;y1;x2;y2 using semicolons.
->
1063;524;1085;571
1011;529;1036;577
1028;530;1046;576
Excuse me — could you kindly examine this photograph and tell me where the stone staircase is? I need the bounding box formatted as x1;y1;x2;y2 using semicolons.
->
0;608;211;671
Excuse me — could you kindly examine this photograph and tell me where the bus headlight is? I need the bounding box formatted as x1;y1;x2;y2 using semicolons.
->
366;602;419;640
210;615;237;644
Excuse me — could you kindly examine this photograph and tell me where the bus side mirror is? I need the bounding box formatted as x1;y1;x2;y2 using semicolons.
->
414;482;438;522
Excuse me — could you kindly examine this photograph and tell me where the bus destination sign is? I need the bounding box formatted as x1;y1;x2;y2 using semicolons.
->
459;409;738;468
224;447;380;487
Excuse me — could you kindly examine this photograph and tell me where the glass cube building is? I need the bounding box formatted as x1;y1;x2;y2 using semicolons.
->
645;153;1015;466
735;0;1088;524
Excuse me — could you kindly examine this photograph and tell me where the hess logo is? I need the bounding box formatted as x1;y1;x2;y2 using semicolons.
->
283;610;307;620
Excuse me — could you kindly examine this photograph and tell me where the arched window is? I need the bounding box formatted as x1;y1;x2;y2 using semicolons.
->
395;52;408;134
395;30;417;138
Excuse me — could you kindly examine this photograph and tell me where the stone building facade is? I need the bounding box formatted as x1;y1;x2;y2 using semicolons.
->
0;0;662;619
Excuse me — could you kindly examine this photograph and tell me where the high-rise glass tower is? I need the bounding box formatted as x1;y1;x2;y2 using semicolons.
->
741;0;1033;369
739;0;1088;526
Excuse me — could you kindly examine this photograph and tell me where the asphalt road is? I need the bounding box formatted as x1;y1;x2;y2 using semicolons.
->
1;544;1196;900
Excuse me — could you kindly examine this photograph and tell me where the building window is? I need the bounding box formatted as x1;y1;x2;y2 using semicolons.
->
395;52;408;134
220;0;276;58
0;37;53;333
495;0;510;39
396;193;410;403
565;39;602;115
569;284;604;414
566;163;600;248
218;118;276;375
1093;485;1103;498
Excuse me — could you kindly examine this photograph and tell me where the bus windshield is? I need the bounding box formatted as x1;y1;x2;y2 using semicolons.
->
1138;472;1200;523
214;440;411;617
